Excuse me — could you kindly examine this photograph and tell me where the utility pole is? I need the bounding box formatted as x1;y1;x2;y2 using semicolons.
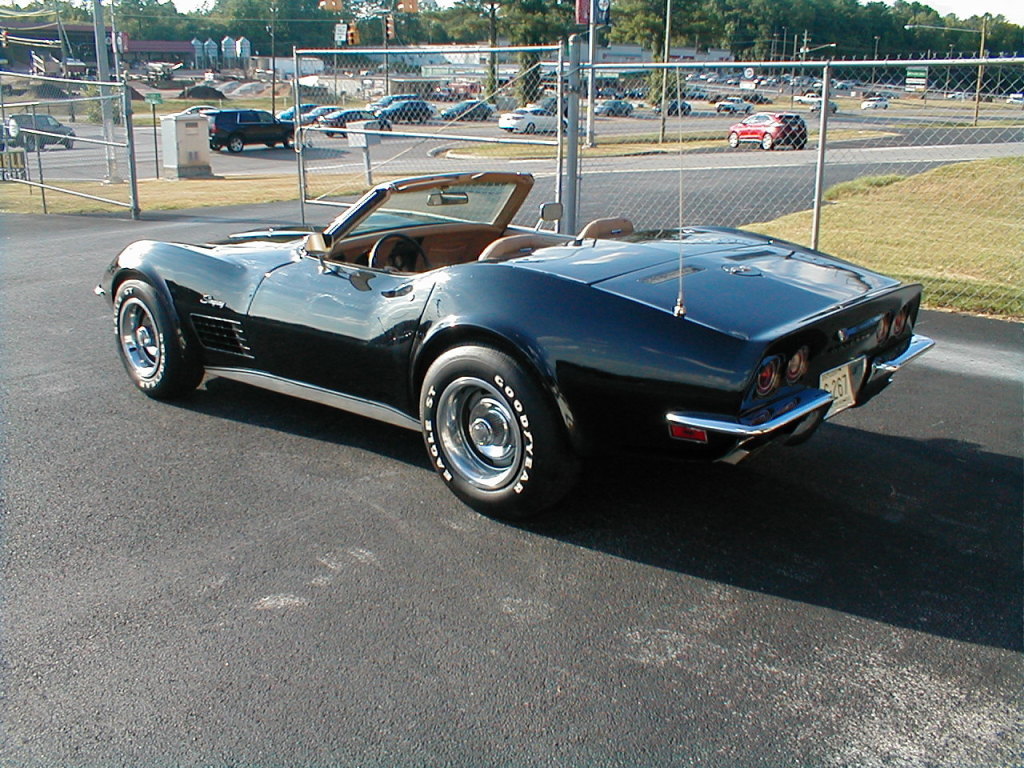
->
268;4;277;116
90;0;119;182
657;0;672;144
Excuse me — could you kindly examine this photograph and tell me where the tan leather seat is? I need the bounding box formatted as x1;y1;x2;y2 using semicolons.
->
477;234;558;262
576;217;634;240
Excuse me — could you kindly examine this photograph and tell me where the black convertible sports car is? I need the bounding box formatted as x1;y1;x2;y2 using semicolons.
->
98;172;933;519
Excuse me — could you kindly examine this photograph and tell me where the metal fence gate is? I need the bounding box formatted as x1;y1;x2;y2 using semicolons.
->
1;70;139;217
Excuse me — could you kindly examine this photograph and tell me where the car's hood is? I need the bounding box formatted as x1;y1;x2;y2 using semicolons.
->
509;228;900;340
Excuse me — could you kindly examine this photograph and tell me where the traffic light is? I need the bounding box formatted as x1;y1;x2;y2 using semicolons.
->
396;0;418;12
319;0;342;11
347;24;360;45
384;14;396;39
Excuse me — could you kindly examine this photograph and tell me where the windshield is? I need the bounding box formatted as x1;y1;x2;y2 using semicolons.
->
347;181;521;236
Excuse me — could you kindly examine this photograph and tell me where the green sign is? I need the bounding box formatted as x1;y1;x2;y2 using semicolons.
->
144;92;164;105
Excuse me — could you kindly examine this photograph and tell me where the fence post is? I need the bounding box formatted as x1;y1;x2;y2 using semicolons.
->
562;35;582;235
122;84;141;219
294;47;307;227
810;61;832;251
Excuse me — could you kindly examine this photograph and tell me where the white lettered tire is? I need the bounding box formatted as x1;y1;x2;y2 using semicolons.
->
113;280;203;399
420;345;580;520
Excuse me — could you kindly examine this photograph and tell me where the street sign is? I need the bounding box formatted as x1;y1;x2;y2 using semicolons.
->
906;65;928;92
334;23;348;45
144;92;164;105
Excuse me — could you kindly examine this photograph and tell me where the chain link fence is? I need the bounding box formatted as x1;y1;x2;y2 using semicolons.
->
1;71;139;216
581;58;1023;316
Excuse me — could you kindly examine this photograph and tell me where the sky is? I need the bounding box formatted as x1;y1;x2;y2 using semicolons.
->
164;0;1024;25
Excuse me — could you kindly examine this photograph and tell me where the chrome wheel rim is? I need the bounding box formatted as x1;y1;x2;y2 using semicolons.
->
436;376;522;490
119;298;160;379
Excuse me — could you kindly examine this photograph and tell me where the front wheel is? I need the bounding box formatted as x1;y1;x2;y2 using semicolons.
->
421;345;580;520
113;280;203;399
63;139;74;149
523;122;536;134
761;133;774;150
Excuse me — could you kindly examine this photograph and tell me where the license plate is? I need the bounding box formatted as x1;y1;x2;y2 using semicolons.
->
820;361;857;418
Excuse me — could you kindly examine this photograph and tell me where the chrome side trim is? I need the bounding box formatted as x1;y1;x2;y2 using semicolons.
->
667;390;834;438
205;367;420;432
870;334;935;377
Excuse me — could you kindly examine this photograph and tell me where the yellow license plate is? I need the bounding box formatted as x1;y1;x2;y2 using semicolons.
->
820;361;857;418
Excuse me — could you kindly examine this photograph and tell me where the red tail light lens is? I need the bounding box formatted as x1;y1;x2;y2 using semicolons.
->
785;346;809;385
891;306;909;337
755;357;781;398
876;313;892;344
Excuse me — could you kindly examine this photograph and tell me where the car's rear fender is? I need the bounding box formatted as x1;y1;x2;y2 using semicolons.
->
412;265;758;457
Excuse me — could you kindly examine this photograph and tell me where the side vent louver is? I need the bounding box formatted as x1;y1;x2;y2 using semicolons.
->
190;314;253;358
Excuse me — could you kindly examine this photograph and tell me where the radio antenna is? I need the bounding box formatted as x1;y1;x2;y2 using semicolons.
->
673;66;687;318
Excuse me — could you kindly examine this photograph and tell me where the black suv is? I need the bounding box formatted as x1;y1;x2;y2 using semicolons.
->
5;114;75;150
207;109;293;152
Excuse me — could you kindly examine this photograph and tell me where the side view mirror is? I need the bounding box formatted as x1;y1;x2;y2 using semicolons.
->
536;201;563;231
303;232;330;272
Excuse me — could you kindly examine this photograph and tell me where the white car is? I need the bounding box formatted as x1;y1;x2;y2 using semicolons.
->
498;107;561;134
860;97;889;110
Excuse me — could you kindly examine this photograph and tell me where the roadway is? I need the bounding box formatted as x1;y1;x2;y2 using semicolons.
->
0;203;1021;767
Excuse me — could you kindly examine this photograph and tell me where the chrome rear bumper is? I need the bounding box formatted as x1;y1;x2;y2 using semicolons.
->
666;333;935;449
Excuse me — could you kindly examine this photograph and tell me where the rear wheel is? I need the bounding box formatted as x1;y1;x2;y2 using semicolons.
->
761;133;774;150
728;132;740;148
113;280;203;399
421;345;580;520
227;134;245;153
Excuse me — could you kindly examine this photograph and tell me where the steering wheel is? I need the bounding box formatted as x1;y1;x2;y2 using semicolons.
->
367;233;430;272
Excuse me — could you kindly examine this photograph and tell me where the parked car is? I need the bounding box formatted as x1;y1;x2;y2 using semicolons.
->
715;97;753;115
376;99;435;124
860;97;889;110
175;104;219;116
367;93;417;111
299;105;343;125
727;112;807;150
808;98;839;114
275;103;318;124
317;108;391;138
498;107;561;134
440;100;494;121
207;109;293;152
594;99;634;117
97;171;933;520
652;99;692;116
5;113;75;150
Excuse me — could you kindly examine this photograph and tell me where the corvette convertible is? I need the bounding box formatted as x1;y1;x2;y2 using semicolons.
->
98;172;933;519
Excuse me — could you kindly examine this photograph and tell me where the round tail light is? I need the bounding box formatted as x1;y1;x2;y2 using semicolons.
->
891;306;909;337
785;346;809;385
755;357;781;398
876;313;892;344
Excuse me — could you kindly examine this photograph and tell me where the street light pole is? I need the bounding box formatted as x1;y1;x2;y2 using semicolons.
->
871;35;879;88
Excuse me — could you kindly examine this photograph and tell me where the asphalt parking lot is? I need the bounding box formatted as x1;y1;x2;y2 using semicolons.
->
1;204;1021;767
